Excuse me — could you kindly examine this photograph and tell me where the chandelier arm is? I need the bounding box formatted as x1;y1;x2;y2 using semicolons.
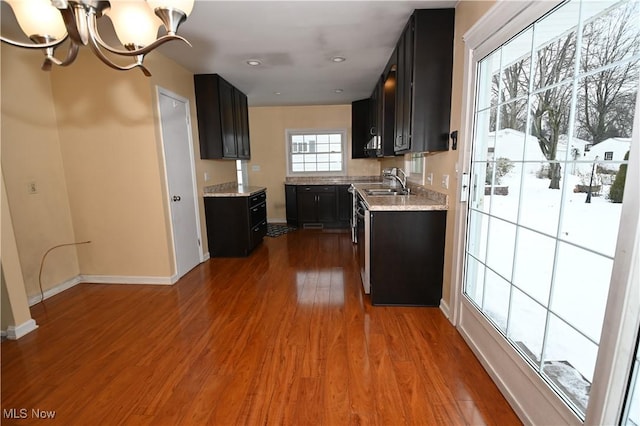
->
0;35;67;50
42;40;81;69
87;14;191;57
86;33;152;76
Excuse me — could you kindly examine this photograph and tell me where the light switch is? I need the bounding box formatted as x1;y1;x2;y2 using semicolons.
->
441;174;449;189
204;172;210;182
426;173;433;185
251;165;261;172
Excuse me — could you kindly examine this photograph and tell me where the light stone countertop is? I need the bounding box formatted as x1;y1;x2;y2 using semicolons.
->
203;182;266;197
353;183;448;212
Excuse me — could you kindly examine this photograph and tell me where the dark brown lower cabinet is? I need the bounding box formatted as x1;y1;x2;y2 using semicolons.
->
204;191;267;257
370;210;446;306
287;184;351;229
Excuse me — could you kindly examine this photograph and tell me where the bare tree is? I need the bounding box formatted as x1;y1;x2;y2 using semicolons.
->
529;33;576;189
577;2;640;144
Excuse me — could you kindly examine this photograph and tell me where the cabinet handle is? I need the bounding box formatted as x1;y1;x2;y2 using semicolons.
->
370;127;376;135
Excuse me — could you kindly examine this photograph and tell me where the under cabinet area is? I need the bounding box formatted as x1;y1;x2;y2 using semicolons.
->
193;73;251;160
204;190;266;257
285;184;350;229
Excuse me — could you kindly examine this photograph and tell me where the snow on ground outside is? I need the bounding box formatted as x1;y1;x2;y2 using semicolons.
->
467;164;623;390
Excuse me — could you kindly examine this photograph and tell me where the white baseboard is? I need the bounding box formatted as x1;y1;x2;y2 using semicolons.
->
439;298;450;320
80;274;178;285
6;319;38;340
1;330;7;338
203;252;210;262
28;275;83;306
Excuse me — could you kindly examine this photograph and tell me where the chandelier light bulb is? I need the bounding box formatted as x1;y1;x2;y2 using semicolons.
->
107;0;161;47
6;0;66;41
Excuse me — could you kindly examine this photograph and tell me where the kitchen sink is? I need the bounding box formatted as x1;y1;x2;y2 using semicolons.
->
364;188;409;196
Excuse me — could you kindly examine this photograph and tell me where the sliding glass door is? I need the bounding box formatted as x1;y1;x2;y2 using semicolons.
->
462;0;639;419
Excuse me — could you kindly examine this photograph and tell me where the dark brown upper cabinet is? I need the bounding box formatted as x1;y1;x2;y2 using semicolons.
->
194;74;251;160
351;98;371;159
394;9;454;154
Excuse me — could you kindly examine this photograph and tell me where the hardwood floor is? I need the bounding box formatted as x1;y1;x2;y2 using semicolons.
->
1;230;521;425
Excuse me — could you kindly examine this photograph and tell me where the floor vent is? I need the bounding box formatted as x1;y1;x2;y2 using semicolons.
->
302;223;324;230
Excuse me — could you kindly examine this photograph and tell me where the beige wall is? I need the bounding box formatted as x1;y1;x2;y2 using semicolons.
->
1;45;235;300
423;1;496;302
1;46;80;297
247;105;380;221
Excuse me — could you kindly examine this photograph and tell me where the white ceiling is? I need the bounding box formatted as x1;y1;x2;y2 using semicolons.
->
1;0;457;106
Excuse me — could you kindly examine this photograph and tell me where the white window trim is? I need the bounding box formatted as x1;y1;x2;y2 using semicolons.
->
285;128;347;177
449;1;640;425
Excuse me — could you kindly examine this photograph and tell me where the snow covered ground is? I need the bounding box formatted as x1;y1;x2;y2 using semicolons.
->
465;163;625;414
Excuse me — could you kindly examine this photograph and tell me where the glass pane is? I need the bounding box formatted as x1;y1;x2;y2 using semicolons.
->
304;154;316;163
542;314;598;415
477;48;501;110
559;162;625;258
482;268;511;332
316;143;330;153
487;159;521;223
499;28;532;103
316;153;329;162
317;134;329;144
508;288;547;366
485;217;516;280
513;227;555;305
464;256;485;307
473;108;496;162
292;163;304;172
329;162;341;171
291;154;303;163
532;0;580;90
551;242;613;343
466;210;489;263
329;134;341;143
471;161;491;213
580;1;640;75
574;68;639;145
292;135;304;144
317;163;329;171
329;153;341;162
304;163;316;172
330;143;341;153
518;161;563;237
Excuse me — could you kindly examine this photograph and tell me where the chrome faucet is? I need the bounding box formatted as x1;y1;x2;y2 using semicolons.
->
383;167;408;192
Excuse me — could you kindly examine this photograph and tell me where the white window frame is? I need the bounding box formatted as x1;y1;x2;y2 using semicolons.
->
285;128;347;177
448;1;640;424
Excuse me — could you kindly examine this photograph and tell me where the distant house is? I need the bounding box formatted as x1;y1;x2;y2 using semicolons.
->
584;137;632;171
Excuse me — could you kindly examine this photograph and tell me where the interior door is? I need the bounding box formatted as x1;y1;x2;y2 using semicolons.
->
158;89;202;279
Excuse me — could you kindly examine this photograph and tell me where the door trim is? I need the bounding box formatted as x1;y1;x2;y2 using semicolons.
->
154;86;204;278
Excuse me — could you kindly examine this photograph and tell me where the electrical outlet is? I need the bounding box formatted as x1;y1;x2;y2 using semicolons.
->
441;174;450;189
27;181;38;194
251;165;261;172
204;172;210;182
426;173;433;185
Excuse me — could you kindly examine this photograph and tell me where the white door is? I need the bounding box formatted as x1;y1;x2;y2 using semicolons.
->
158;88;202;279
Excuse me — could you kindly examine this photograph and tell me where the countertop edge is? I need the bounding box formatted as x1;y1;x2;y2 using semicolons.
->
353;184;448;212
203;183;267;197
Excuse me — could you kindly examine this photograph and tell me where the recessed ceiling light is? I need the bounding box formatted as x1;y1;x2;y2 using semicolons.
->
274;92;281;95
334;89;344;93
330;56;346;63
246;59;262;66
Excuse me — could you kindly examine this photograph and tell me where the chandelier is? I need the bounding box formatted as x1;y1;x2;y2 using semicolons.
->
0;0;194;76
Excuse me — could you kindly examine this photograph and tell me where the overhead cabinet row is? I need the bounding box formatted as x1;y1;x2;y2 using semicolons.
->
352;8;454;157
194;73;251;160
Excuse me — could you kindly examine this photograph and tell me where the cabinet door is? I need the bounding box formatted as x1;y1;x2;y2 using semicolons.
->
235;89;251;159
351;98;371;159
394;29;406;152
297;189;318;222
285;184;298;226
396;17;413;153
316;191;337;223
336;185;352;224
218;78;238;158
